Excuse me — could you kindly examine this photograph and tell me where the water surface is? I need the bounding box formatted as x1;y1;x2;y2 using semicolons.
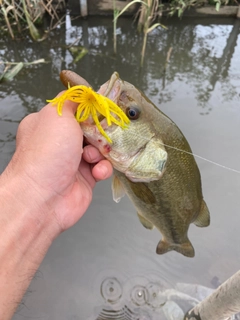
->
1;15;240;320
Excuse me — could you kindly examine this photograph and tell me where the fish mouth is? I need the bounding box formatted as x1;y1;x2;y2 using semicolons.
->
99;72;122;103
85;72;123;124
81;72;124;144
86;72;123;126
97;72;122;122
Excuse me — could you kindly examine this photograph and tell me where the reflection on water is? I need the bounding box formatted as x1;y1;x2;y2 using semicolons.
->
90;270;172;319
1;15;240;320
1;17;239;117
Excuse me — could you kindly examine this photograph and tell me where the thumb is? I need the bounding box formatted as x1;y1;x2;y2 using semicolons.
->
47;91;79;118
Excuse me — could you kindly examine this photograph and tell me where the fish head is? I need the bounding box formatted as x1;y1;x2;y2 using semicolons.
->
81;72;168;183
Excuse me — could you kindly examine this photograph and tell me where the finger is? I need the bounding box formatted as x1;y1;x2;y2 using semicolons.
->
16;113;38;145
17;113;38;136
78;159;96;189
46;91;79;117
82;145;105;163
92;160;113;181
60;70;91;88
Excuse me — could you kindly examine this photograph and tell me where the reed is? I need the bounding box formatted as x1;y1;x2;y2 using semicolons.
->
113;0;119;54
113;0;238;64
114;0;165;66
0;59;46;82
0;0;65;40
1;5;15;39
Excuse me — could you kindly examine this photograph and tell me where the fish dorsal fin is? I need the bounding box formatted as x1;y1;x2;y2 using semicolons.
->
137;212;154;230
112;174;125;203
194;200;210;227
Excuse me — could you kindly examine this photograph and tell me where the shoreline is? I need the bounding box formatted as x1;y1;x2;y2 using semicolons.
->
69;1;240;18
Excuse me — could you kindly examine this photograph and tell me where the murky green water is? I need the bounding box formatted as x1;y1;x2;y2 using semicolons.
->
1;15;240;320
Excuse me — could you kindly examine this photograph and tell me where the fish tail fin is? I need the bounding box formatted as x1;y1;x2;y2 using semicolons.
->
156;239;195;258
194;200;210;227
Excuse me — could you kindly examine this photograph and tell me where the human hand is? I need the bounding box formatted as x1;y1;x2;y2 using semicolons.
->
1;97;113;238
0;95;114;320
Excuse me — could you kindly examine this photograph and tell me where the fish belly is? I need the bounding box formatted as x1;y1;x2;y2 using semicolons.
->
116;171;197;257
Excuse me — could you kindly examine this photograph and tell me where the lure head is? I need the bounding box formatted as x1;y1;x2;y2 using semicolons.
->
81;72;167;182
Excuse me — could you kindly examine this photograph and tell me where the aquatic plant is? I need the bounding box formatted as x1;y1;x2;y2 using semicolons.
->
22;0;41;40
113;0;119;54
0;62;24;82
0;59;46;82
114;0;166;66
47;86;130;143
167;0;238;17
0;0;65;40
1;5;15;38
113;0;240;48
68;46;89;63
167;0;205;17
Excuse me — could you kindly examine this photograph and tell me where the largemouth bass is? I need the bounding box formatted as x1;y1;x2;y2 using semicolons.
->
60;70;210;258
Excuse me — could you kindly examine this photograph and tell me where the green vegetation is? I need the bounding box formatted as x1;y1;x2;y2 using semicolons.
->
0;59;47;82
113;0;239;64
68;46;89;63
167;0;238;16
0;0;65;40
114;0;166;65
0;0;239;43
0;62;24;82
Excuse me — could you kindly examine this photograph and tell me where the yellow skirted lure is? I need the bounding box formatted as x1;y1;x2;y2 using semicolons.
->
47;85;130;143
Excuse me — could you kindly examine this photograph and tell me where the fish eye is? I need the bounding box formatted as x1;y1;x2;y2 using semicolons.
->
126;107;141;120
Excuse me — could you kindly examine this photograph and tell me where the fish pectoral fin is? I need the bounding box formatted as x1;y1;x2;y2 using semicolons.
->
129;181;156;204
194;200;210;227
112;174;125;203
125;137;168;183
156;239;195;258
137;212;154;230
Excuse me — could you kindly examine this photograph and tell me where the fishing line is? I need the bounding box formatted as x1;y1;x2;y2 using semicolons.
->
160;142;240;174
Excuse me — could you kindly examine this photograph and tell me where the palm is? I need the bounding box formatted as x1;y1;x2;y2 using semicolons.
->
13;101;112;233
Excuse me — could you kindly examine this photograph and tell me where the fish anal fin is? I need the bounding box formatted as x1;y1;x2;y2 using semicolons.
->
112;175;125;203
137;212;154;230
194;200;210;227
156;239;195;258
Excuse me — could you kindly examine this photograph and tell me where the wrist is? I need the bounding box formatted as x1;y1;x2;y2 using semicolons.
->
0;164;61;248
0;167;61;320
